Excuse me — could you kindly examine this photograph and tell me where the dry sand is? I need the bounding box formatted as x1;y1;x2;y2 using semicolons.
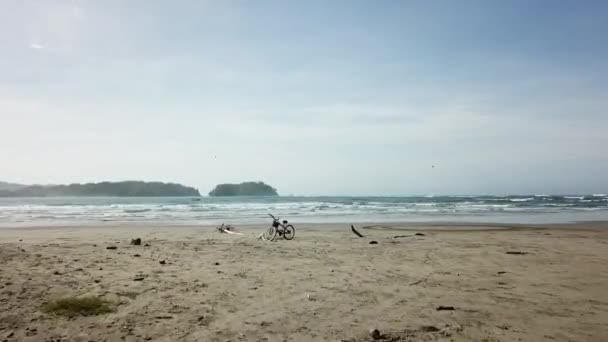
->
1;223;607;341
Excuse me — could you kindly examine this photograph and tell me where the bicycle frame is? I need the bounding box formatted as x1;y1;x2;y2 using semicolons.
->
271;218;287;230
269;214;288;232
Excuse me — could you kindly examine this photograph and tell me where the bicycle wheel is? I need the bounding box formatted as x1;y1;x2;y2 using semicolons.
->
283;225;295;240
264;226;277;241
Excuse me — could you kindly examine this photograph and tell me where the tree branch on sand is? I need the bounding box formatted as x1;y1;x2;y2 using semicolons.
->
351;225;365;238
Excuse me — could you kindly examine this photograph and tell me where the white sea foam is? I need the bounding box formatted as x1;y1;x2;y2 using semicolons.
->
0;195;607;227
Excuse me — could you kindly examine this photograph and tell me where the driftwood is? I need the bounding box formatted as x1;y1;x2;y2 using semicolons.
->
351;225;364;238
217;223;232;233
436;306;455;311
420;326;440;332
217;224;243;235
409;277;428;286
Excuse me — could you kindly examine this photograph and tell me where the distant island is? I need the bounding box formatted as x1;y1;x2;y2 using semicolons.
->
0;181;26;192
208;181;278;196
0;181;200;197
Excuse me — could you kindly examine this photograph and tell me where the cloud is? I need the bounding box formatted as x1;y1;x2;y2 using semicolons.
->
29;43;44;49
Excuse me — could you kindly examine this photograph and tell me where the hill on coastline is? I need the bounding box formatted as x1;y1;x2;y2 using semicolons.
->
0;181;26;192
0;181;200;197
209;181;278;196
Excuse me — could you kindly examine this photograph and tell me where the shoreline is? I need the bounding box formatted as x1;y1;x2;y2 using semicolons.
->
2;195;607;230
1;220;608;232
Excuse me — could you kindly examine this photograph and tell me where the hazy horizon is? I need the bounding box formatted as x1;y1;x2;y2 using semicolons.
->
2;1;607;196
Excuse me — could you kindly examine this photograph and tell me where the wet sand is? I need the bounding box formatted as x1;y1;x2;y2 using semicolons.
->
1;223;607;341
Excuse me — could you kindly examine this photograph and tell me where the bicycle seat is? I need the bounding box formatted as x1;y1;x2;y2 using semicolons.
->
283;220;288;224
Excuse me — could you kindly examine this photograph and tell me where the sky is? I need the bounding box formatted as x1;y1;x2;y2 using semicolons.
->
1;0;607;195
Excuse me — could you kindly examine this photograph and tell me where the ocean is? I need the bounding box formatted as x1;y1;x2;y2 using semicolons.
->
0;195;607;227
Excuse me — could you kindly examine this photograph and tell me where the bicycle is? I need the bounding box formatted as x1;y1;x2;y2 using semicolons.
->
264;214;295;241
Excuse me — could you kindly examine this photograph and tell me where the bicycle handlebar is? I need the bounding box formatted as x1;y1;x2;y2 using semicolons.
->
268;213;276;219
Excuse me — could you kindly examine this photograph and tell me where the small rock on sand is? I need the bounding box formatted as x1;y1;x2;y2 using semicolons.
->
369;241;378;245
106;246;117;250
369;328;382;340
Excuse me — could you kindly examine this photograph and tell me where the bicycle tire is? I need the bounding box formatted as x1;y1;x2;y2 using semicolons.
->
264;226;277;241
283;225;295;240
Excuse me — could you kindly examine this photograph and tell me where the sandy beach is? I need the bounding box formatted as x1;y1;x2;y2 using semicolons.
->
1;223;607;342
